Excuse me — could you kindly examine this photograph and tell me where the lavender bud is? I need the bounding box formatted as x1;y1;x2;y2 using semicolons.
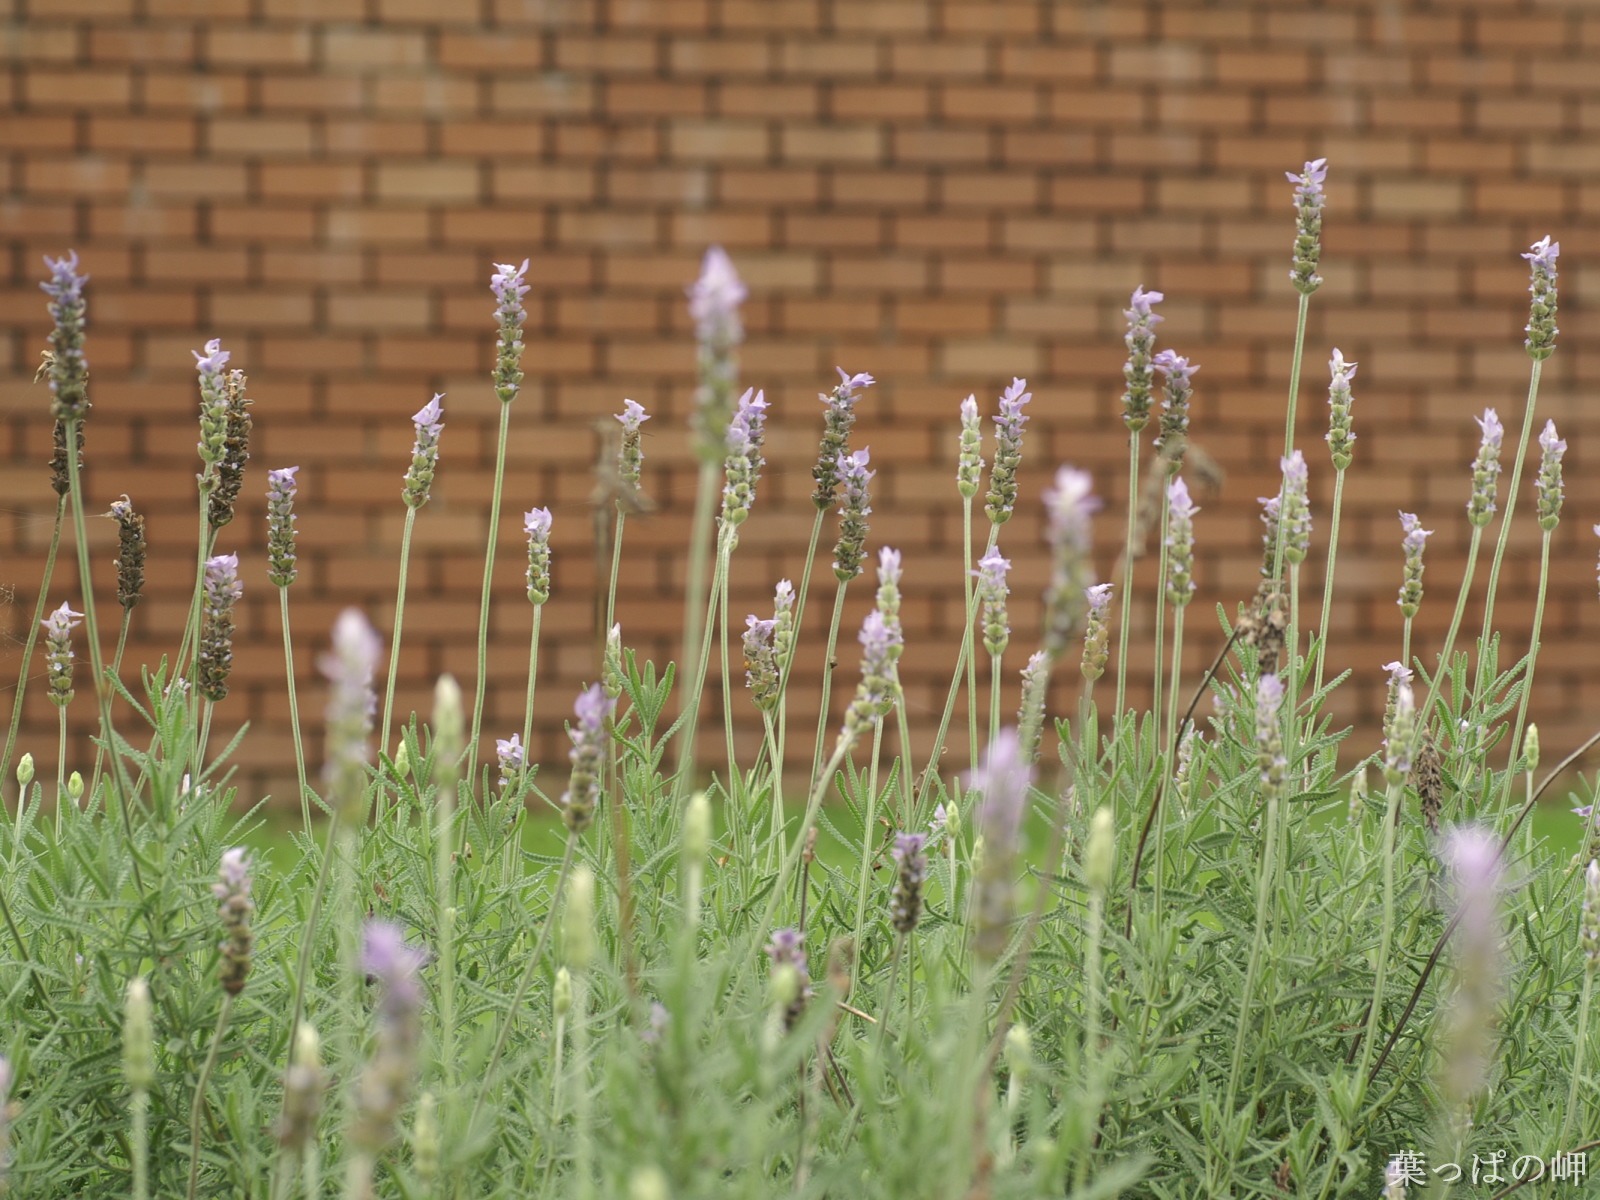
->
266;467;299;588
525;507;553;604
350;921;426;1155
765;927;812;1032
1256;674;1286;798
198;552;243;702
890;832;928;934
41;251;90;422
812;367;874;509
985;377;1032;524
213;847;254;995
42;600;83;709
491;258;529;404
616;398;650;489
1348;763;1370;825
1080;583;1114;682
1121;287;1164;432
1382;667;1416;786
1524;723;1540;774
1322;350;1358;470
970;728;1032;964
719;387;769;532
1278;451;1312;565
956;394;984;498
1467;408;1503;528
1583;860;1600;972
123;977;155;1092
688;246;747;460
562;684;613;834
432;674;464;782
194;339;232;484
1166;477;1198;607
771;579;796;668
67;770;83;802
1439;827;1505;1111
1016;650;1051;764
841;609;901;740
1397;512;1431;618
553;966;572;1018
1536;418;1566;530
1152;350;1196;471
496;733;524;789
974;550;1011;658
877;547;903;657
412;1092;439;1184
402;394;445;508
1522;235;1559;361
16;754;33;792
1286;158;1328;294
321;609;382;825
1258;494;1283;580
1042;466;1101;660
832;448;874;582
208;368;252;529
743;616;780;711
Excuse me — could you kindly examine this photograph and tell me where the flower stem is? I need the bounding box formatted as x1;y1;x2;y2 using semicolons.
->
988;651;1002;755
54;706;66;841
435;742;458;1103
679;460;720;728
1476;358;1543;690
964;495;979;772
1150;485;1172;741
1113;435;1140;722
277;587;313;837
605;509;626;640
378;505;418;783
1313;467;1347;698
1496;530;1551;815
673;533;729;796
469;400;515;769
130;1086;149;1200
1356;780;1404;1085
1152;604;1186;922
719;540;738;785
807;580;851;792
1225;783;1281;1123
520;604;544;787
1562;967;1594;1148
851;720;885;994
1421;527;1485;727
1;495;64;791
185;994;235;1200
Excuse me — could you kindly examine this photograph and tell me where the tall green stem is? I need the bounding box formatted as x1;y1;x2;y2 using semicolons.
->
605;509;626;641
1313;468;1347;698
988;651;1001;755
1225;782;1281;1122
1356;781;1404;1085
807;582;851;791
1113;436;1140;722
185;995;235;1200
679;459;720;729
1476;359;1543;688
1150;486;1171;739
469;401;514;767
1152;605;1186;922
1421;528;1484;727
378;505;418;778
1;495;65;791
673;533;728;796
963;496;979;771
851;721;885;995
719;543;738;785
435;746;458;1106
1562;968;1595;1148
277;587;313;836
1497;531;1551;814
520;605;544;781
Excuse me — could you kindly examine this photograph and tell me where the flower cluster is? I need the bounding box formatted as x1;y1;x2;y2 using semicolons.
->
1080;583;1114;682
561;684;612;833
1256;674;1286;798
266;467;300;588
1277;451;1312;565
616;398;649;490
1397;512;1431;619
771;579;795;670
213;847;254;995
985;377;1032;524
812;368;874;509
41;251;89;422
890;832;928;934
1382;663;1416;785
1325;348;1356;470
277;1024;325;1158
743;616;780;711
720;387;769;531
349;921;427;1156
765;927;812;1033
110;495;146;611
1523;235;1559;360
1467;408;1503;527
1121;287;1164;431
876;547;904;660
975;550;1011;657
688;246;747;460
491;259;529;404
208;369;253;529
1016;649;1051;764
1153;350;1196;471
194;339;232;486
1438;827;1505;1111
496;733;524;789
42;601;82;709
402;394;445;508
1583;860;1600;973
322;609;383;825
525;507;553;605
840;610;901;740
198;552;243;702
1042;466;1101;660
1165;478;1197;607
971;729;1032;964
956;394;983;498
1536;418;1566;530
1286;157;1328;293
832;448;874;581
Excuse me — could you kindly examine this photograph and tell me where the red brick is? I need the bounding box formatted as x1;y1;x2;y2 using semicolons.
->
24;69;134;108
321;28;428;69
88;115;197;153
205;26;313;67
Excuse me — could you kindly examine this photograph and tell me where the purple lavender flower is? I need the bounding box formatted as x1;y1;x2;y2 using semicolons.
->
1152;349;1196;469
985;377;1032;524
1523;235;1559;360
351;920;426;1155
811;367;874;508
772;578;796;666
321;609;383;824
491;258;529;404
403;394;444;508
1278;450;1312;565
1438;825;1505;1109
1166;477;1198;606
561;683;613;833
193;338;231;379
765;926;812;1030
198;553;243;702
208;367;253;529
496;734;524;789
1043;467;1101;659
1326;348;1356;469
1256;674;1286;795
743;615;780;711
975;550;1011;657
525;506;552;604
214;847;254;995
1287;158;1328;293
264;467;300;588
109;495;147;610
616;398;650;489
1397;512;1431;618
689;246;747;460
841;609;901;738
1016;649;1051;763
832;447;874;581
41;251;90;422
1536;418;1566;530
1258;495;1283;579
42;601;82;709
890;831;928;934
1468;408;1504;527
195;340;232;473
720;387;769;530
1382;668;1416;785
876;546;904;659
1121;287;1165;432
957;394;984;498
970;728;1033;963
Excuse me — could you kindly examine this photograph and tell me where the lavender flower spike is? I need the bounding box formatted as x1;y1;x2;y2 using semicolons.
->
890;832;928;934
1325;348;1357;470
491;259;529;404
841;609;901;739
561;683;613;833
1016;650;1051;763
975;550;1011;657
720;387;769;531
1121;287;1165;432
1042;466;1101;660
833;447;874;581
1523;235;1559;360
688;245;747;346
111;495;147;610
1397;512;1431;618
1467;407;1504;528
985;377;1032;524
213;847;254;995
615;398;650;489
1081;582;1114;682
1439;826;1505;1112
350;920;426;1156
1165;477;1198;607
956;394;984;498
743;616;780;711
1153;349;1196;471
1536;418;1566;530
198;552;243;702
970;728;1033;964
41;251;90;422
811;367;873;509
321;608;383;824
1286;157;1328;294
266;467;299;587
1279;451;1312;565
42;600;83;708
525;506;552;605
876;546;903;660
194;339;232;476
1382;671;1416;785
496;733;524;789
689;246;747;458
402;393;445;508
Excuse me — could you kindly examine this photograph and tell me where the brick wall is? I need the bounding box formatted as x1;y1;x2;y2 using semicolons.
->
4;0;1600;804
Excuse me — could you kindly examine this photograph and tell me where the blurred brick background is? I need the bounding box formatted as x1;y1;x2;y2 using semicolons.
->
3;0;1600;806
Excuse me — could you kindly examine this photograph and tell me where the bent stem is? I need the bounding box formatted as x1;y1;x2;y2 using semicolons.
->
470;400;515;769
1;495;65;790
1312;467;1347;698
277;587;313;837
520;605;544;782
185;995;235;1200
1476;358;1543;689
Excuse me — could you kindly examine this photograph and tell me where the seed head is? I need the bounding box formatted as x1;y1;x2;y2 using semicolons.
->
198;552;242;702
208;369;253;529
213;847;254;995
